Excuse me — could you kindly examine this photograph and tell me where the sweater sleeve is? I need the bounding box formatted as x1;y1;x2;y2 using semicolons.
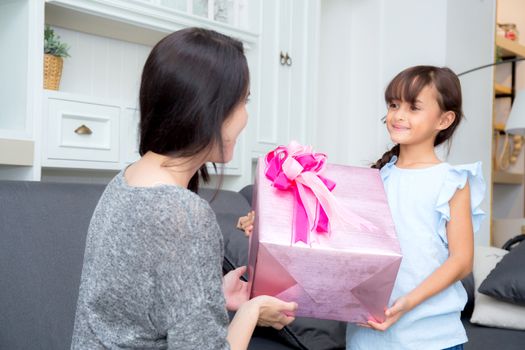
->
152;199;231;350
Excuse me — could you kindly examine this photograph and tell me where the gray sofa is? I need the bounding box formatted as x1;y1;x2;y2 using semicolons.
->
460;273;525;350
0;180;344;350
1;180;523;349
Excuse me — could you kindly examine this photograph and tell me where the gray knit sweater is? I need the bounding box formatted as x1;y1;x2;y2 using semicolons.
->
71;171;230;349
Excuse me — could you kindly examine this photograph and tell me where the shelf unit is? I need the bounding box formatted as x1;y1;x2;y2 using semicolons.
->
0;0;318;190
42;0;260;177
0;0;42;175
0;0;262;182
492;36;525;184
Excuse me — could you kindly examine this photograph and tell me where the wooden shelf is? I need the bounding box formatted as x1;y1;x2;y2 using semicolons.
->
493;122;505;132
494;170;524;185
495;83;512;95
496;36;525;57
0;138;34;166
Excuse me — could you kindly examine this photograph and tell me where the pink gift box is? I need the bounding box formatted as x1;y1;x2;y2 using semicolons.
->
248;156;402;323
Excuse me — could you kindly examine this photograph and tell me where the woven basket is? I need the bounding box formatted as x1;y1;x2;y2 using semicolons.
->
43;54;63;90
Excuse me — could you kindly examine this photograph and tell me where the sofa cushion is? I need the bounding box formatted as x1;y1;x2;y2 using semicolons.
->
478;238;525;305
470;246;525;330
461;273;475;318
199;188;251;273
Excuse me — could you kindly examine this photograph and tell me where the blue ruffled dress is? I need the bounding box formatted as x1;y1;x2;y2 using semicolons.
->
346;156;486;350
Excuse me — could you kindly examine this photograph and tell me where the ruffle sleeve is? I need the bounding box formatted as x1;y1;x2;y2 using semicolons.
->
435;162;486;245
379;155;398;182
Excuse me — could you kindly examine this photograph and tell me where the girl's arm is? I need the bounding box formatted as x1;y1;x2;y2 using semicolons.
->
227;296;297;350
367;182;473;331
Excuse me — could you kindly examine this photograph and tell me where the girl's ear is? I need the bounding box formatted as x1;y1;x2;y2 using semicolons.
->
437;111;455;131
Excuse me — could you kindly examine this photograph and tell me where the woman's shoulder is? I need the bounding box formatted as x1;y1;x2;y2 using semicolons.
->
98;171;214;223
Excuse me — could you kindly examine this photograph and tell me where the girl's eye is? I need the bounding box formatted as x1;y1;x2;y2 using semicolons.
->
410;105;420;111
388;102;398;109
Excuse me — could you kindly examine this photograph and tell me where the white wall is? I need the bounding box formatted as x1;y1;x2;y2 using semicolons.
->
317;0;495;245
378;0;449;156
317;0;383;166
317;0;450;166
444;0;495;246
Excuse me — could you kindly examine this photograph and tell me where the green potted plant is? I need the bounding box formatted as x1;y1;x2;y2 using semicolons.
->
44;25;70;90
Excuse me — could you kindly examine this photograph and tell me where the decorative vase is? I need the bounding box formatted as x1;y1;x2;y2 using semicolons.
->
43;53;63;90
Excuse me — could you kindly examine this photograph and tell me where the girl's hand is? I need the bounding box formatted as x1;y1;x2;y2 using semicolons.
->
250;295;298;330
366;295;411;331
223;266;249;311
236;210;255;236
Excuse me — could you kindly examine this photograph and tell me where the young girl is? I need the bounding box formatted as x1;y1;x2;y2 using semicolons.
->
346;65;485;349
71;28;297;350
237;65;484;349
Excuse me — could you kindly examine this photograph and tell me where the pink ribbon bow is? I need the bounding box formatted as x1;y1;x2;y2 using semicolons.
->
265;141;376;244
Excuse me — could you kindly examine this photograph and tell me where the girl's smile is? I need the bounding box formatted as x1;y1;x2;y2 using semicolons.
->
391;123;410;131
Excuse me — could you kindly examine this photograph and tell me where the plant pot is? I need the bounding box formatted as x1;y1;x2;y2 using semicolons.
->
43;53;63;90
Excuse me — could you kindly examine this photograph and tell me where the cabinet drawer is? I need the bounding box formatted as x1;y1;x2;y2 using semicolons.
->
46;99;120;163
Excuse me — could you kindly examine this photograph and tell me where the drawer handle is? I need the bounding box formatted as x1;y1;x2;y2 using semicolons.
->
74;124;92;135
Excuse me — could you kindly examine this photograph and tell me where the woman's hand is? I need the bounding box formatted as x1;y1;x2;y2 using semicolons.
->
223;266;249;311
227;294;298;349
365;295;411;331
236;210;255;236
250;295;298;330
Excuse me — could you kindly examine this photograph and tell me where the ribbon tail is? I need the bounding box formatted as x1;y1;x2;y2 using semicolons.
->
299;172;378;232
315;204;330;233
296;182;318;229
292;185;310;244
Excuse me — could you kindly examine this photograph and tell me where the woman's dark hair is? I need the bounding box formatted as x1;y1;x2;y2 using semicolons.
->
139;27;249;192
372;65;463;169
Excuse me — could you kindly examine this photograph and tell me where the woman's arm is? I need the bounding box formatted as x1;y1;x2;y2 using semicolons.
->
227;296;297;350
160;202;295;349
367;182;473;331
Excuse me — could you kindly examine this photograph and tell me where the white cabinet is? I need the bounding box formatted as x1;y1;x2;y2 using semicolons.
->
0;0;319;189
252;0;318;157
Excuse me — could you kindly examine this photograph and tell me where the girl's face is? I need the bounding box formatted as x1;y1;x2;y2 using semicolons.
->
385;85;453;146
209;99;249;163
